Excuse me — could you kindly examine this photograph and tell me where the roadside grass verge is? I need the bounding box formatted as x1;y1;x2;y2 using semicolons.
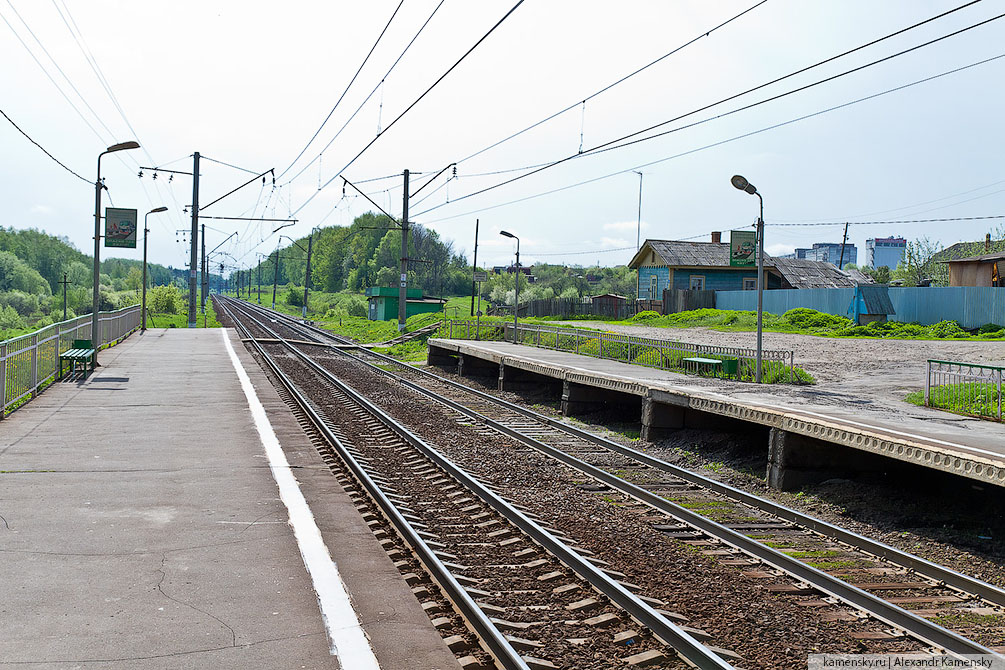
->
906;383;1001;421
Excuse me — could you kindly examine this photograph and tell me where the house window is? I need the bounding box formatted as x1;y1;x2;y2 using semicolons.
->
743;277;756;291
649;274;658;299
689;275;705;291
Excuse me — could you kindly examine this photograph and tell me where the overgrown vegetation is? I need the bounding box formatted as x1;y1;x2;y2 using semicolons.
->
619;307;1005;341
906;383;1001;420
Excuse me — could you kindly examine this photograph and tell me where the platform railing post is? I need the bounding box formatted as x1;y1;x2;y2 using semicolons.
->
924;361;931;407
0;342;7;418
998;367;1002;421
30;332;38;398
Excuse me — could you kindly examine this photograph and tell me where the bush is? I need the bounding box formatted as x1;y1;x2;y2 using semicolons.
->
928;320;967;339
148;285;183;314
783;308;851;330
0;290;40;316
284;284;303;307
630;310;661;322
0;304;26;330
978;323;1004;334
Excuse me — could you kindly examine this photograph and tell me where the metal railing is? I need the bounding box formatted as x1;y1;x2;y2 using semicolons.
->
440;320;797;383
1;305;141;418
925;359;1003;421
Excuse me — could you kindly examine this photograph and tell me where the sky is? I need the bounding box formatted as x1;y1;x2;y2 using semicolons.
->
2;0;1004;275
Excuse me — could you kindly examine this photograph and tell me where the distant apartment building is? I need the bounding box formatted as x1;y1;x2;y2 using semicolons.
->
780;242;857;267
866;237;907;269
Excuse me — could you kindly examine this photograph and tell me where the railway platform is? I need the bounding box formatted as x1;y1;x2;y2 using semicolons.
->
0;328;458;670
428;338;1005;492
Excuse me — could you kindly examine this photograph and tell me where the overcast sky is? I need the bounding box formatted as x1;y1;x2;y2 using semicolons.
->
2;0;1003;274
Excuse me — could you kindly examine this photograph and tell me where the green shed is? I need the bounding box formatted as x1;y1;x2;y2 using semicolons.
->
366;286;445;321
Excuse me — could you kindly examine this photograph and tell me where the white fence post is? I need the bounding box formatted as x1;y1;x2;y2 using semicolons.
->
0;342;6;418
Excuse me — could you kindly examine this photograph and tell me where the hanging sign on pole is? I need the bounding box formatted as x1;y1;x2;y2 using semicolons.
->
729;229;756;267
105;208;138;248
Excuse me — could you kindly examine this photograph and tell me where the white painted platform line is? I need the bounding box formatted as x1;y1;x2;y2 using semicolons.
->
221;329;381;669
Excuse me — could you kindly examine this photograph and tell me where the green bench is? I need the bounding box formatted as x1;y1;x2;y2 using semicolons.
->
682;356;739;378
60;339;95;378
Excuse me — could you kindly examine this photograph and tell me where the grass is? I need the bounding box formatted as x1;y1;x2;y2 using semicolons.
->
621;308;1005;341
804;559;861;570
145;301;222;329
905;383;1001;420
784;549;842;559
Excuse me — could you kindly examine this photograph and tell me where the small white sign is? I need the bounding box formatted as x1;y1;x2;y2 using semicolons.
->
473;271;487;282
400;281;406;287
400;273;407;282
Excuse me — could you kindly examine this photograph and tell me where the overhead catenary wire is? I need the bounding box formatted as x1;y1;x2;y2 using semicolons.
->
453;0;770;168
415;51;1005;226
415;1;996;218
0;107;89;183
277;0;405;180
291;0;527;217
279;1;446;188
768;215;1005;227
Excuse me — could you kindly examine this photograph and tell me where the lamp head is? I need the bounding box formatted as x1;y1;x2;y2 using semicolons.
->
106;141;140;153
499;230;516;239
731;174;757;195
149;206;168;214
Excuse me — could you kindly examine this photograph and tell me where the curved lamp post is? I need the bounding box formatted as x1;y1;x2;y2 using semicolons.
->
499;230;520;343
730;174;764;383
141;206;168;332
92;141;140;364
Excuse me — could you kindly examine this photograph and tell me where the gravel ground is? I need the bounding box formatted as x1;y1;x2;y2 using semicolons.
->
560;322;1005;418
308;350;933;669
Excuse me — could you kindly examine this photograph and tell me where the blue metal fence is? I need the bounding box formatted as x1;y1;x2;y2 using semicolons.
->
715;286;1005;328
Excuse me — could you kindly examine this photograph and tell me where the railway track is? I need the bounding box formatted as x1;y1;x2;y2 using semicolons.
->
218;296;1005;664
217;297;737;670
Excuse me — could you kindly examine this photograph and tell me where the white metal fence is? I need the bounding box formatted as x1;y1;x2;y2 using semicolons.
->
440;320;797;383
925;359;1003;421
1;305;141;418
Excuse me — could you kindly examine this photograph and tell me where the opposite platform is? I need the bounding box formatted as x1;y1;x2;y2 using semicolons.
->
429;338;1005;490
0;328;458;670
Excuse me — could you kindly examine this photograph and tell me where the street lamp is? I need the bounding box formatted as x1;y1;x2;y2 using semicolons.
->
730;174;765;383
141;206;168;332
633;171;643;251
92;141;140;365
499;230;520;343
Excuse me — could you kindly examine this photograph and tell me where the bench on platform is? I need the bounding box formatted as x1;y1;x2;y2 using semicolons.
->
60;339;95;378
683;356;739;379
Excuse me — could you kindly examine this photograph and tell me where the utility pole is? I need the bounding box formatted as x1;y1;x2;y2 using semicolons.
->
58;273;69;321
838;221;850;269
200;223;207;311
470;219;479;316
257;263;261;304
272;252;280;309
398;169;410;332
188;152;200;328
303;231;314;318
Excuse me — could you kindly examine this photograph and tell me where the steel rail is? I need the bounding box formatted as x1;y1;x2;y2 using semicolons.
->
221;299;1001;657
217;298;531;670
220;297;737;670
237;300;1005;610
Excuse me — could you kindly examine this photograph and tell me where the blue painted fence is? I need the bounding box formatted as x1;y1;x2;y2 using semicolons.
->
715;287;1005;329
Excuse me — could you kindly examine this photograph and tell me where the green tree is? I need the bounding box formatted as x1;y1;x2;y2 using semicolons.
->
892;237;941;287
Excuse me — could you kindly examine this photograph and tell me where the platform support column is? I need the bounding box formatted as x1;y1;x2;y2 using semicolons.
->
561;380;608;416
767;428;846;491
640;397;684;442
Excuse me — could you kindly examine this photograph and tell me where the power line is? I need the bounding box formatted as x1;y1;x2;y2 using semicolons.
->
0;107;89;183
768;215;1005;227
201;155;264;175
454;0;769;168
292;0;527;217
280;1;446;188
278;0;405;180
415;7;1004;217
416;52;1005;225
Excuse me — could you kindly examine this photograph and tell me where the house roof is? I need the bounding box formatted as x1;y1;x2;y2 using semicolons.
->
630;240;732;268
629;239;869;289
941;251;1005;264
770;257;870;289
